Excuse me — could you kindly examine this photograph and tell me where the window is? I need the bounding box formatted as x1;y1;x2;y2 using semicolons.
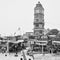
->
35;32;39;36
36;19;39;22
39;24;42;28
39;30;42;34
35;24;39;27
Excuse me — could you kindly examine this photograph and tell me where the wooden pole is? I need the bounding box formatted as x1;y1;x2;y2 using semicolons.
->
7;41;9;53
42;45;43;54
22;50;27;60
5;41;9;56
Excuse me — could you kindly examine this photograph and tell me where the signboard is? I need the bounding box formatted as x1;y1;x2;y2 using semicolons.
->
36;41;47;45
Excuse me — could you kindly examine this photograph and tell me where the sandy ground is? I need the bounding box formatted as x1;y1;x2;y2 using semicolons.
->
34;54;60;60
0;52;60;60
0;52;33;60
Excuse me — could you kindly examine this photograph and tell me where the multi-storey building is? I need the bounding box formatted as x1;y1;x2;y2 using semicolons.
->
34;2;44;39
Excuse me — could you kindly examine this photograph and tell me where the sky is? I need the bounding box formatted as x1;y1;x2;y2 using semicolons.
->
0;0;60;36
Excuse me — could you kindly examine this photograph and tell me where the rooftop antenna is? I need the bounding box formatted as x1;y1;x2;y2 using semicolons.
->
13;27;21;36
17;27;21;35
14;32;16;36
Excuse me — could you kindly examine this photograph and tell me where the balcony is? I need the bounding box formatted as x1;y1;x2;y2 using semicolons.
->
34;20;44;24
34;28;44;31
34;27;44;29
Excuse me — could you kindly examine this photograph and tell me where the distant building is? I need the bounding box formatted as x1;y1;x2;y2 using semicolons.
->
23;32;34;40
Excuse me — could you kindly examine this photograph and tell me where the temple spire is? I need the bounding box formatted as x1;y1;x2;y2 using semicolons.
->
38;1;40;4
36;1;42;7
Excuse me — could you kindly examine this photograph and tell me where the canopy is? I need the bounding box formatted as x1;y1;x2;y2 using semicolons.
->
52;41;60;44
8;40;24;43
0;40;7;42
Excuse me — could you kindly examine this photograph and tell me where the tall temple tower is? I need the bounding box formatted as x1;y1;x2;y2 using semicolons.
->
34;2;44;39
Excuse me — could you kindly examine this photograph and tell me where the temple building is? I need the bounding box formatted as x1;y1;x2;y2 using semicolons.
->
33;2;44;39
0;1;60;54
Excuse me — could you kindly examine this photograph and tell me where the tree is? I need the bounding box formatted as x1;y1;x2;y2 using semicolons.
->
47;29;59;35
